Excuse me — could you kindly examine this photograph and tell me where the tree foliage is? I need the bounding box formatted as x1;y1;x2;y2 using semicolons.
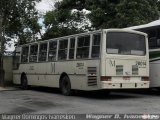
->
42;1;88;40
0;0;41;45
85;0;160;29
43;0;160;40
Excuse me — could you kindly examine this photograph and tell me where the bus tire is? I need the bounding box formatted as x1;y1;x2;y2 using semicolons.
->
21;74;28;90
60;76;72;96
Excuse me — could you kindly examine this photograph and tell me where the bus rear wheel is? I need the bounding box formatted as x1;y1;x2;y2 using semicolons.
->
21;75;28;90
60;76;72;96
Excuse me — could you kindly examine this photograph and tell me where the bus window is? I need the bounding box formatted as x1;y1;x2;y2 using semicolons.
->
13;48;21;69
69;38;75;59
77;35;90;59
92;34;101;58
48;41;57;61
157;39;160;47
39;43;47;62
58;39;68;60
21;46;29;63
148;37;157;49
106;32;146;56
29;44;38;62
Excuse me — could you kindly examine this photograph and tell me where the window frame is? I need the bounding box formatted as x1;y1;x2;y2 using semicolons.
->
29;43;38;63
58;39;68;61
91;33;101;58
68;37;76;60
19;31;102;63
48;40;58;62
106;32;146;56
38;42;48;62
76;35;91;59
21;45;29;63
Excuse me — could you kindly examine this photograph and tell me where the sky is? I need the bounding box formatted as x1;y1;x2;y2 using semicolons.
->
36;0;55;13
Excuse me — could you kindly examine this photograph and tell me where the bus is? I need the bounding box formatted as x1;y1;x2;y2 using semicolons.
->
13;29;149;95
125;23;160;89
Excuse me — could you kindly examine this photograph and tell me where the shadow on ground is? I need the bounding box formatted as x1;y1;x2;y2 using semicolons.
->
116;88;160;96
26;86;143;100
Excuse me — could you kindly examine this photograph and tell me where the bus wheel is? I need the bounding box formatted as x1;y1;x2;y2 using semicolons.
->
21;75;28;90
60;76;72;96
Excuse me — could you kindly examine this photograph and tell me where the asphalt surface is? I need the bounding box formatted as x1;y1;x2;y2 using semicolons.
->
0;87;160;114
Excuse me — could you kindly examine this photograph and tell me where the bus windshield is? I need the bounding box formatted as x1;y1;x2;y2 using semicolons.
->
106;32;146;56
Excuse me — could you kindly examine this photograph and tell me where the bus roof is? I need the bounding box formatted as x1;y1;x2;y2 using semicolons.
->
124;20;160;30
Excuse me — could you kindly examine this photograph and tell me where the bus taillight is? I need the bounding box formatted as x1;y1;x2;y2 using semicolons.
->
141;77;149;81
101;76;111;81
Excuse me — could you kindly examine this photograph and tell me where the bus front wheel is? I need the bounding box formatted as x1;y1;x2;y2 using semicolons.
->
21;75;28;90
60;76;72;96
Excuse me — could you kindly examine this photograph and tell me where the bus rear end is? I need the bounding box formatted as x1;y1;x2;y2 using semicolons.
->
100;29;149;89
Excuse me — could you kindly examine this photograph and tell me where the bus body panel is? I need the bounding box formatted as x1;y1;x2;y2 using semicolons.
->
125;26;160;88
150;60;160;87
13;60;101;90
99;29;149;89
105;57;149;77
13;29;149;91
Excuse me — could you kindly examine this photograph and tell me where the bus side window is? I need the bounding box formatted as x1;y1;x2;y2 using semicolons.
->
58;39;68;60
77;35;90;59
48;41;57;61
21;46;29;63
149;37;157;49
69;38;75;59
92;34;101;58
29;44;38;62
157;39;160;47
13;51;21;70
39;43;47;62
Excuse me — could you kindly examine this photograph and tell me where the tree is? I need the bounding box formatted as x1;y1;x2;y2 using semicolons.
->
42;0;88;39
86;0;160;29
0;0;41;86
0;0;42;45
44;0;160;33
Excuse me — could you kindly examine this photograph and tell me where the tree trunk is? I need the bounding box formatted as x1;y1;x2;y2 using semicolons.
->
0;10;5;87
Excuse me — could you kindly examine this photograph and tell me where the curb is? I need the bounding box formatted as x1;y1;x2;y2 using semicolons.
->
0;87;19;91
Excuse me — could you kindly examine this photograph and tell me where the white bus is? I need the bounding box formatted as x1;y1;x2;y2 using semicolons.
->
125;24;160;89
13;29;149;95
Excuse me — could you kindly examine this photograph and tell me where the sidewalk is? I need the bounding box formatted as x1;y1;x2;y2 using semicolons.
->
0;86;19;91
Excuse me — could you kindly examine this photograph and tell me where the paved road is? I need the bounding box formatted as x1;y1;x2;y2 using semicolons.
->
0;87;160;114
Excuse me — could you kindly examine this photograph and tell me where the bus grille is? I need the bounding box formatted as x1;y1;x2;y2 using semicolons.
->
132;65;138;75
87;67;97;86
116;65;123;75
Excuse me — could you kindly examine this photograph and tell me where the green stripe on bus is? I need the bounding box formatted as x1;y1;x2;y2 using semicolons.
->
149;51;160;59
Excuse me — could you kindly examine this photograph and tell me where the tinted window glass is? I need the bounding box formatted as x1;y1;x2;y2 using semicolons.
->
69;38;75;59
77;35;90;59
48;41;57;61
39;43;47;62
21;46;29;63
106;32;146;56
29;44;38;62
92;34;101;58
58;40;68;60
